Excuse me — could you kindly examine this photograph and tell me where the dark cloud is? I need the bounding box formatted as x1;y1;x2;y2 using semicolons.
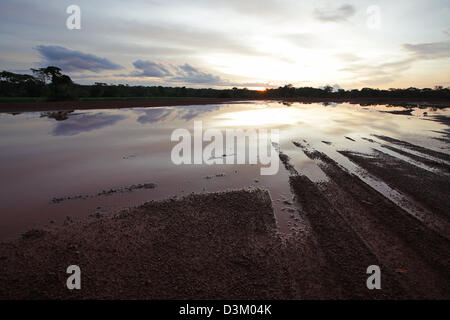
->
314;4;356;22
403;41;450;59
121;58;276;88
125;60;224;85
131;60;173;77
171;64;222;85
36;45;122;72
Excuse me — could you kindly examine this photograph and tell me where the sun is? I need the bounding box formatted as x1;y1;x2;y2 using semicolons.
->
246;87;267;92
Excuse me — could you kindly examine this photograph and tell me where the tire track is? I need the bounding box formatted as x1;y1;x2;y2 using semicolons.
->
294;147;450;298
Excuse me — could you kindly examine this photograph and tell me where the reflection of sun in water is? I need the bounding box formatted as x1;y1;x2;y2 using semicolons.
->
214;106;339;127
216;108;299;126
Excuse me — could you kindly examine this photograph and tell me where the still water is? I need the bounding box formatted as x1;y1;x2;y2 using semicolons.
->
0;101;449;240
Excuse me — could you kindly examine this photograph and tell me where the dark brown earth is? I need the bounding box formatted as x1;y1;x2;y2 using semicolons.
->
1;97;449;112
0;186;409;300
0;189;295;299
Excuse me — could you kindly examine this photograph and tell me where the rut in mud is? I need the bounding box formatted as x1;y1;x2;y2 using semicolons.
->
281;135;450;299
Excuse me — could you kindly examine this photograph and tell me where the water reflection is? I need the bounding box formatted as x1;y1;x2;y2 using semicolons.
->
41;110;74;121
177;104;222;121
0;101;449;241
322;102;339;107
137;108;173;124
135;104;223;124
52;113;126;136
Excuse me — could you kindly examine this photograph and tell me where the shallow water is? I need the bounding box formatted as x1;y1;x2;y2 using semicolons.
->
0;101;449;240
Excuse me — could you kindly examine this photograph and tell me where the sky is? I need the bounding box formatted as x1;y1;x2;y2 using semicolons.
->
0;0;449;90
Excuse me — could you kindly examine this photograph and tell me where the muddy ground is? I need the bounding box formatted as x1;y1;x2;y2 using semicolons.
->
0;132;449;299
0;189;295;300
0;187;401;300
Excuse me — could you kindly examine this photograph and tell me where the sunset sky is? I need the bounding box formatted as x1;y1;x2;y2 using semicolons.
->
0;0;449;90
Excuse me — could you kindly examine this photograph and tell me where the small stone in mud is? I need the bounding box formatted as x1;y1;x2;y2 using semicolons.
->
345;136;356;142
321;141;332;145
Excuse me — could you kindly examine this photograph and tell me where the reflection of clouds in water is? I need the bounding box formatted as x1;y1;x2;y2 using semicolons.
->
135;104;223;124
52;113;126;136
177;104;221;121
137;108;174;124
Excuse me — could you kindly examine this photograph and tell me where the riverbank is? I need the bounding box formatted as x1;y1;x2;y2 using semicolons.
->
0;97;449;112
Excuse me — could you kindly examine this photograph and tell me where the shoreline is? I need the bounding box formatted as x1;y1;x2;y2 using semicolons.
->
0;97;449;112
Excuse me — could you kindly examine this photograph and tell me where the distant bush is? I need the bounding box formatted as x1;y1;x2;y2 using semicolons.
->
1;68;449;101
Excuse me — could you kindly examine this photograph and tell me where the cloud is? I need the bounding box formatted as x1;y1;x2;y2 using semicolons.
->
340;58;415;86
340;41;450;86
118;59;278;88
131;60;173;77
171;64;222;84
125;60;225;85
335;53;362;62
35;45;122;72
403;41;450;59
283;33;320;48
314;4;356;22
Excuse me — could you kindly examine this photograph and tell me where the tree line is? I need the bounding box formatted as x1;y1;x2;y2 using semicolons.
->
1;67;449;101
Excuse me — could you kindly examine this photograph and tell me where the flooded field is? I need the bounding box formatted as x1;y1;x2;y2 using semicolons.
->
1;101;450;299
0;101;449;240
